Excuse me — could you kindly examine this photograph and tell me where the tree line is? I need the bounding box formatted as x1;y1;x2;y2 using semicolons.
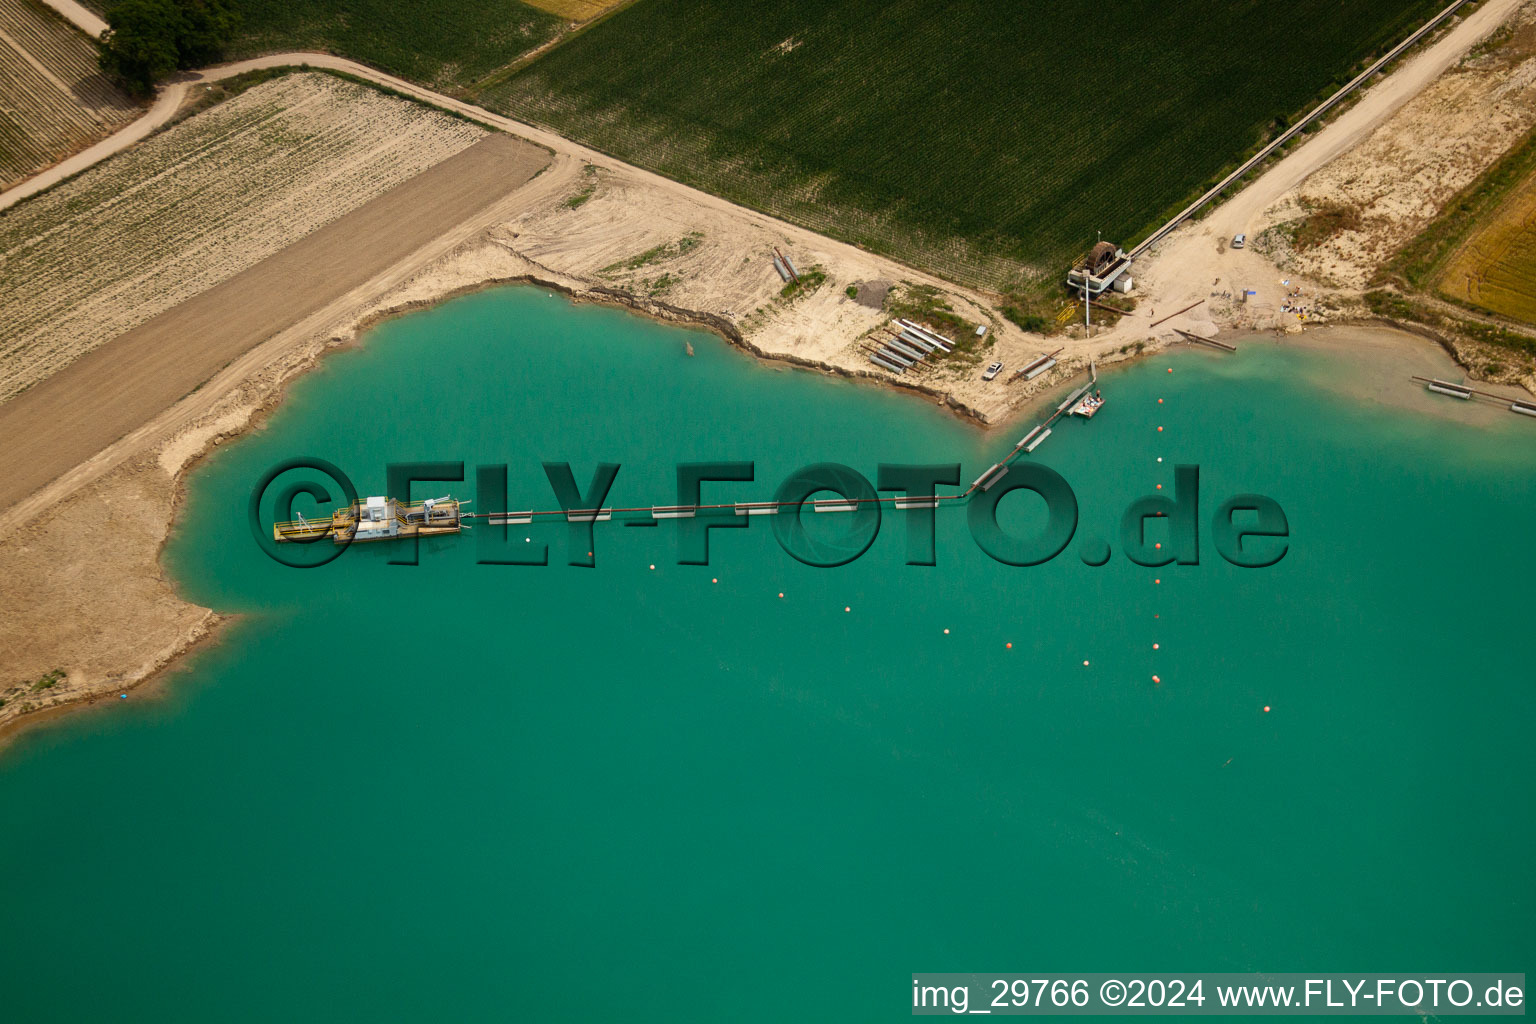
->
98;0;240;97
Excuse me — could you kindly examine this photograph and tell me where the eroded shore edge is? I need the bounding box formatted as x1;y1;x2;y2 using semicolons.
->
3;257;1519;752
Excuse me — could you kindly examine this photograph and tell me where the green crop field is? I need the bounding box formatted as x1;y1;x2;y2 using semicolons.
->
219;0;567;92
82;1;567;92
483;0;1447;289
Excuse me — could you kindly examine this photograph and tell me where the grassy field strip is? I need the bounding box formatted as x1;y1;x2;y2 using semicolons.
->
0;73;487;404
521;0;627;17
222;0;565;91
0;0;135;188
1438;170;1536;323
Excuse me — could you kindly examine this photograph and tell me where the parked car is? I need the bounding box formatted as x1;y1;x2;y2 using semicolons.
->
1231;233;1246;249
982;361;1003;381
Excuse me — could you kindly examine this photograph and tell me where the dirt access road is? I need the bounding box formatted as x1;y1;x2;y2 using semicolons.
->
1130;0;1525;337
44;0;103;37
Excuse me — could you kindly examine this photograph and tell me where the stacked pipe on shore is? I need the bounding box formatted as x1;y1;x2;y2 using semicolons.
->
868;318;955;374
772;246;800;284
1011;350;1059;381
1415;376;1536;418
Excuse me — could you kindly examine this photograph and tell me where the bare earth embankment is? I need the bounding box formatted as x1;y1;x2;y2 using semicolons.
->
0;72;489;402
0;133;547;508
2;0;1533;734
0;75;549;728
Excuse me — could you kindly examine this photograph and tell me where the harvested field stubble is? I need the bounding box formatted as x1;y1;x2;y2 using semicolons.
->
0;72;487;404
1438;171;1536;325
1431;158;1536;323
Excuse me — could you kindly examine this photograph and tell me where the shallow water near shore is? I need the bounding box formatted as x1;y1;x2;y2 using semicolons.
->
2;288;1533;1020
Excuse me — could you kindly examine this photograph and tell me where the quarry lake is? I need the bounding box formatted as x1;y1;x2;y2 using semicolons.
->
1;287;1532;1021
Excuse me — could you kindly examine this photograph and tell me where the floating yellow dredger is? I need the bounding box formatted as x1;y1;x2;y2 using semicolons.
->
273;495;465;545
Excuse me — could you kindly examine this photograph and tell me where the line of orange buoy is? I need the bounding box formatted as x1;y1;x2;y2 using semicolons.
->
1154;364;1165;688
1147;377;1265;713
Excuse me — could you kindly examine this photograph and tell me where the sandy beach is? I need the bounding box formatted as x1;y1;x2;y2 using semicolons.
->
3;0;1534;739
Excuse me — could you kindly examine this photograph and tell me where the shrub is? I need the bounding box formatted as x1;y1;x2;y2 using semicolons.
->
30;668;67;692
1293;201;1363;250
100;0;240;97
1002;306;1048;333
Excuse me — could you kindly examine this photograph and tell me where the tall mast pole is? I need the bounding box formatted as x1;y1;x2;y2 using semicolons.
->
1084;232;1100;336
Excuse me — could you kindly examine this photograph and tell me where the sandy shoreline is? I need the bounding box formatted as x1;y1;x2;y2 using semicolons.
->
0;255;1525;749
1;295;1523;754
3;0;1534;744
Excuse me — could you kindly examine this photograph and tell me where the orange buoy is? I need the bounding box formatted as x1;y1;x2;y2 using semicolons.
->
1263;705;1271;713
844;606;851;612
1157;426;1164;432
1152;675;1161;684
1155;484;1162;490
778;592;784;598
1006;642;1013;649
943;628;950;634
649;564;655;570
1083;660;1090;667
1153;643;1160;650
1167;367;1173;373
1154;578;1161;584
1155;542;1162;549
712;577;718;583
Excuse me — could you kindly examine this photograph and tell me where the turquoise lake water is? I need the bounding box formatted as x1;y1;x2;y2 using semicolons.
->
1;288;1533;1020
